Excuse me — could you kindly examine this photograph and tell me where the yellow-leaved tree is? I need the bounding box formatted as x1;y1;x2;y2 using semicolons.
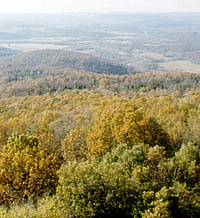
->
87;102;170;157
0;134;61;205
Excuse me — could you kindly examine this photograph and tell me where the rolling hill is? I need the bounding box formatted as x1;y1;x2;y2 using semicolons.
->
0;49;131;75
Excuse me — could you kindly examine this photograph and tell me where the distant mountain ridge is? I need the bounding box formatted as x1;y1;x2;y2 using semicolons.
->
0;49;131;75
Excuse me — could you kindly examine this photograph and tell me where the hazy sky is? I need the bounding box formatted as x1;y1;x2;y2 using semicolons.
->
0;0;200;13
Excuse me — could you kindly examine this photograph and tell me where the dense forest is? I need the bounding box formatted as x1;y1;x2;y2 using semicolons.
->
0;11;200;218
0;69;199;217
1;65;200;98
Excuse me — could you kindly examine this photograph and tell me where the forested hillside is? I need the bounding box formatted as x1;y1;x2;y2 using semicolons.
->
1;65;200;98
0;47;199;218
0;79;199;217
0;49;130;74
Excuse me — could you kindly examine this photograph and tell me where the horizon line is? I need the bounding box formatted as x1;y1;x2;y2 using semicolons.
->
0;11;200;15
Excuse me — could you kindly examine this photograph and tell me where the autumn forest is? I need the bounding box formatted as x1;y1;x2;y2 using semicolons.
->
0;12;200;218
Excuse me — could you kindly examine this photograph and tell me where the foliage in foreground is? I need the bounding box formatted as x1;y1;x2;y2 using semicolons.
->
55;143;200;218
0;135;60;205
0;143;199;218
0;89;200;217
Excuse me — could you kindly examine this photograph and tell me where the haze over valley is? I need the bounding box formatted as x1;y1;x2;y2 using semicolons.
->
1;13;200;73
